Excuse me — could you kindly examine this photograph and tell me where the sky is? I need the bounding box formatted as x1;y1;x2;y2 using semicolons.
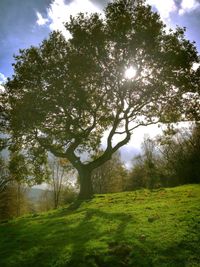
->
0;0;200;166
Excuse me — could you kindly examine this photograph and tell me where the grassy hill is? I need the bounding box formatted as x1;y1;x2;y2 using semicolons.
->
0;184;200;267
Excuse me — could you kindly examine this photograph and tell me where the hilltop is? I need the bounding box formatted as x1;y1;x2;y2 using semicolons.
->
0;184;200;267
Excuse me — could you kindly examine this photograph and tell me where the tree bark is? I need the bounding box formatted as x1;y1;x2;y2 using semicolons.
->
78;168;93;200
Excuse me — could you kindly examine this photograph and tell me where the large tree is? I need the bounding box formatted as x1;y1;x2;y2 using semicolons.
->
1;0;199;198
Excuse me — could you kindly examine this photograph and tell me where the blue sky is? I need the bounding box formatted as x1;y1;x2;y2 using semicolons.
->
0;0;200;165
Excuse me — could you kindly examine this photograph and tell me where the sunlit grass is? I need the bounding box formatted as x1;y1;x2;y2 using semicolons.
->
0;184;200;266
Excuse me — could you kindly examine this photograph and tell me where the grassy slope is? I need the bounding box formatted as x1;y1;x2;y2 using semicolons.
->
0;184;200;267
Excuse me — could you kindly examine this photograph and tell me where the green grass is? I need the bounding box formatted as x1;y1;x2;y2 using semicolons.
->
0;184;200;267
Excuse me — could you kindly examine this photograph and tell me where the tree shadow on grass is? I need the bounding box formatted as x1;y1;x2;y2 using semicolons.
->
1;199;199;267
43;207;200;267
0;204;136;267
52;208;137;267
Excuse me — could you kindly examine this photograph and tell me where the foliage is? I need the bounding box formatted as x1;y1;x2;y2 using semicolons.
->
92;151;128;193
0;156;10;193
0;156;35;220
8;152;29;184
128;136;162;189
48;155;75;208
2;0;199;198
37;156;77;211
60;185;78;204
157;124;200;185
0;182;31;220
38;185;78;212
0;181;18;220
0;184;200;266
129;125;200;189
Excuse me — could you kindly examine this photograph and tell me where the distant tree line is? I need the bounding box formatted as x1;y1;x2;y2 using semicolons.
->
128;124;200;190
0;153;77;221
91;124;200;193
0;156;32;220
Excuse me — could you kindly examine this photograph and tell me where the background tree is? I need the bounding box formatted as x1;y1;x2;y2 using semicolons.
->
92;151;128;193
128;136;161;189
0;148;48;219
0;156;31;220
8;151;30;216
0;156;10;193
157;124;200;185
129;124;200;190
37;189;53;212
48;155;75;208
2;0;199;199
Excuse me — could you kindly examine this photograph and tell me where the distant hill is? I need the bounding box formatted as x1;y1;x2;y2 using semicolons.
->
0;184;200;267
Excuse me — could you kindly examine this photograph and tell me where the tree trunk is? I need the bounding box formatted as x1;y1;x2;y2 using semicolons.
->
78;168;93;200
17;183;21;217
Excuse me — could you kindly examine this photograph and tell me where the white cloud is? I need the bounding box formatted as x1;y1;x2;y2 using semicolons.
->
146;0;177;21
40;0;101;39
146;0;200;24
179;0;200;15
0;84;5;93
39;0;200;36
36;11;49;26
0;72;6;84
0;73;6;93
192;62;200;71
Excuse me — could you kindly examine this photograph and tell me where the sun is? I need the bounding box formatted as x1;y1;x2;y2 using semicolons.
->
124;66;137;79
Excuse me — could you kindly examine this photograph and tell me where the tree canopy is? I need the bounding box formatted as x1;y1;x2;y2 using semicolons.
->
1;0;199;198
